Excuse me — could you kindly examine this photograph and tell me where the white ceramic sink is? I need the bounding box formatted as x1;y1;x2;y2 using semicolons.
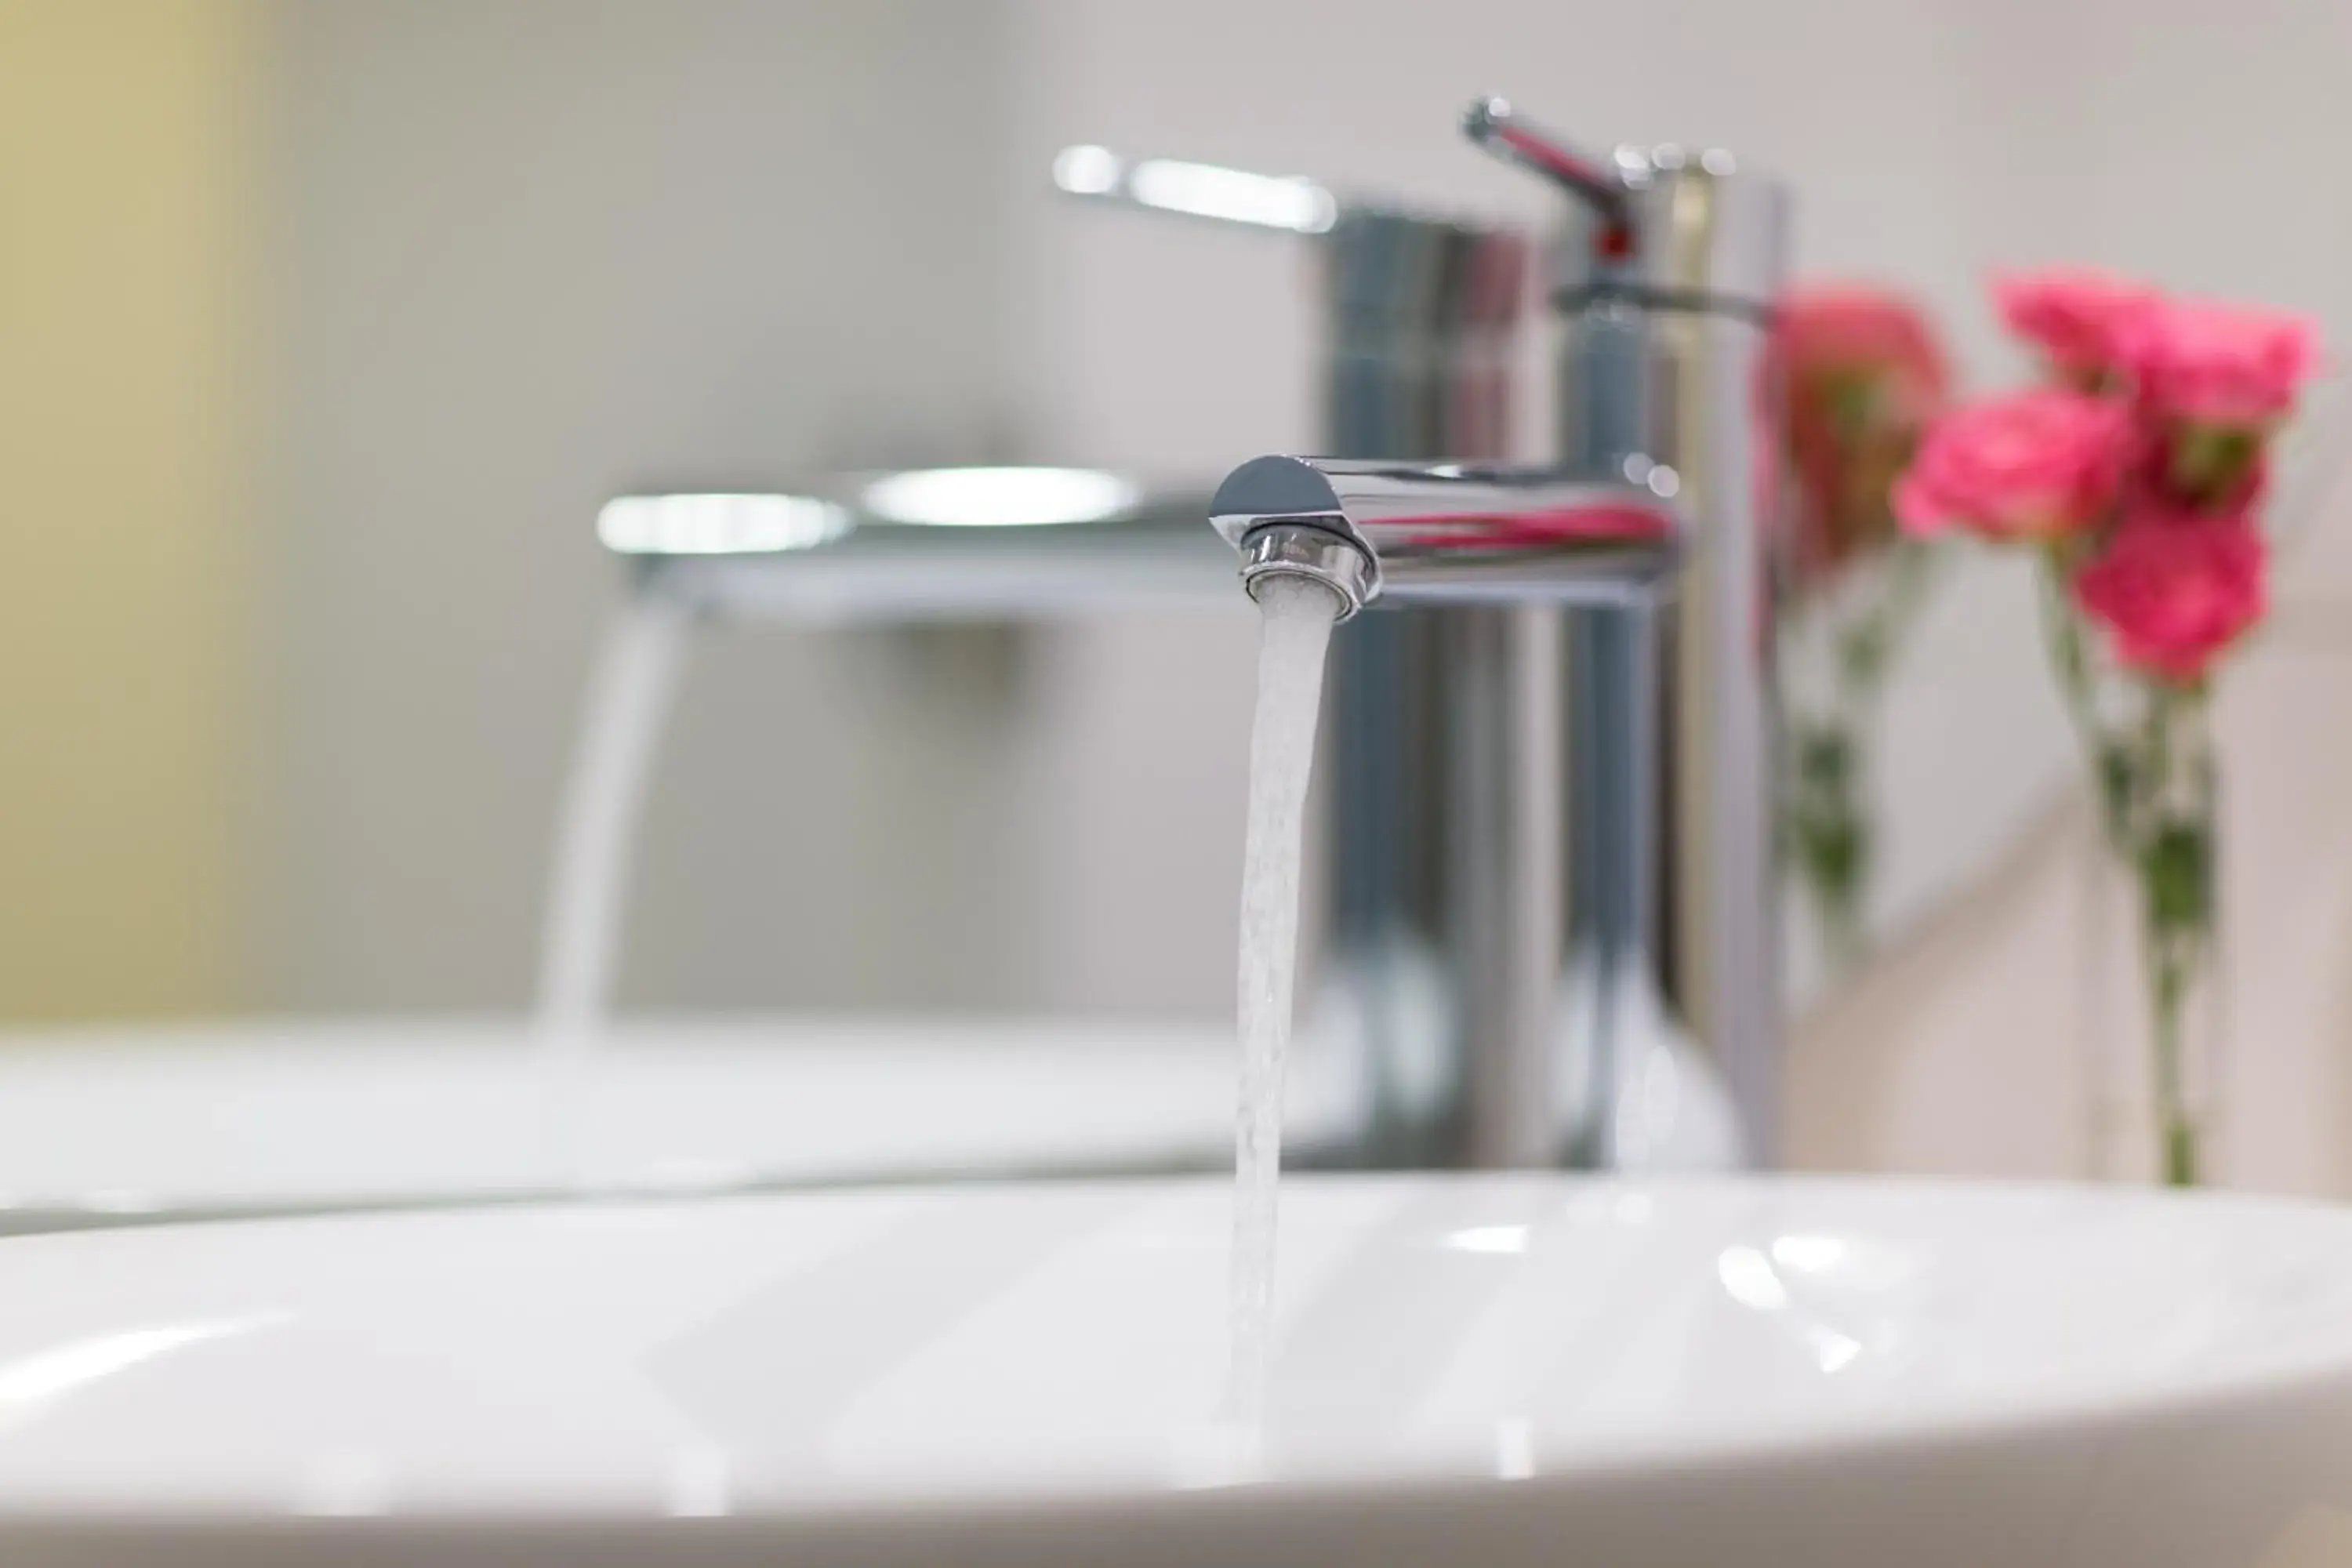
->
5;1174;2352;1566
0;1013;1736;1221
0;1016;1352;1217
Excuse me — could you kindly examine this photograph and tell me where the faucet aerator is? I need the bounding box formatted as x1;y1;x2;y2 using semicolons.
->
1237;522;1375;622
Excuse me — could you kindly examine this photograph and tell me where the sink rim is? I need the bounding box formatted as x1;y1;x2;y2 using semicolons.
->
0;1171;2345;1529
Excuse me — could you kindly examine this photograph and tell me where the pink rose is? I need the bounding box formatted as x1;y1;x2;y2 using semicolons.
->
2071;503;2267;682
1994;267;2165;385
1893;389;2133;542
2132;298;2320;427
1773;287;1950;580
1776;289;1951;407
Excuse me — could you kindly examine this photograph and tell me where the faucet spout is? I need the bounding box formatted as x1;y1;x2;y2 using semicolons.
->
1208;456;1682;611
1231;519;1377;622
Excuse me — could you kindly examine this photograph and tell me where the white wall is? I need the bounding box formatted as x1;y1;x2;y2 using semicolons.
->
255;0;1051;1014
246;0;2352;1026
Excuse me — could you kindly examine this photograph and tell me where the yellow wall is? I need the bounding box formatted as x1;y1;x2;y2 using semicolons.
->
0;0;251;1017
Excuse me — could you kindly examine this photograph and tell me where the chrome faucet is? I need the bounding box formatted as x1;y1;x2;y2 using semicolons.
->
1213;456;1682;1167
595;98;1787;1172
1212;100;1788;1167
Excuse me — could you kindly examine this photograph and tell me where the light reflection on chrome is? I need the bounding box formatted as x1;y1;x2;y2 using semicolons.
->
597;493;850;556
1053;144;1338;234
859;466;1141;528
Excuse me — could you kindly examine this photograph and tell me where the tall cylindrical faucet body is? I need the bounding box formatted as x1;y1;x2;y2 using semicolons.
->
1236;109;1788;1169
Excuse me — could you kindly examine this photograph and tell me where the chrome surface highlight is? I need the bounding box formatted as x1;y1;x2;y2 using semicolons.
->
1051;144;1338;234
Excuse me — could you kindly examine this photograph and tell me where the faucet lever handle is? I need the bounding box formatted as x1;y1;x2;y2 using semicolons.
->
1463;97;1633;251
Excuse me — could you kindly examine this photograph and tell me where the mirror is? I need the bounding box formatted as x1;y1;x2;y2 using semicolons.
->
7;0;2350;1186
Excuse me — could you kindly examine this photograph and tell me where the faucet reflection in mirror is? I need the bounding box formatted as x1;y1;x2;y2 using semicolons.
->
1772;289;1952;971
1895;267;2322;1186
580;101;1784;1182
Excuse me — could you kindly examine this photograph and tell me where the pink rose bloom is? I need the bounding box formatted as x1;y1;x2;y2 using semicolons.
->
1773;287;1949;580
2072;503;2267;682
2132;298;2320;426
1893;389;2133;542
1994;267;2165;383
1776;288;1950;408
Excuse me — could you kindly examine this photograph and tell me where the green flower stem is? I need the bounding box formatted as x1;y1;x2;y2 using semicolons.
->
2151;951;2199;1188
2044;570;2216;1187
2154;686;2201;1189
1789;719;1867;970
2036;553;2129;848
1785;542;1936;974
2135;683;2211;1189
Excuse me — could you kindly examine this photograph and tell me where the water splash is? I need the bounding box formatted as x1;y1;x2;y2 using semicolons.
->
1225;574;1343;1447
533;597;690;1186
